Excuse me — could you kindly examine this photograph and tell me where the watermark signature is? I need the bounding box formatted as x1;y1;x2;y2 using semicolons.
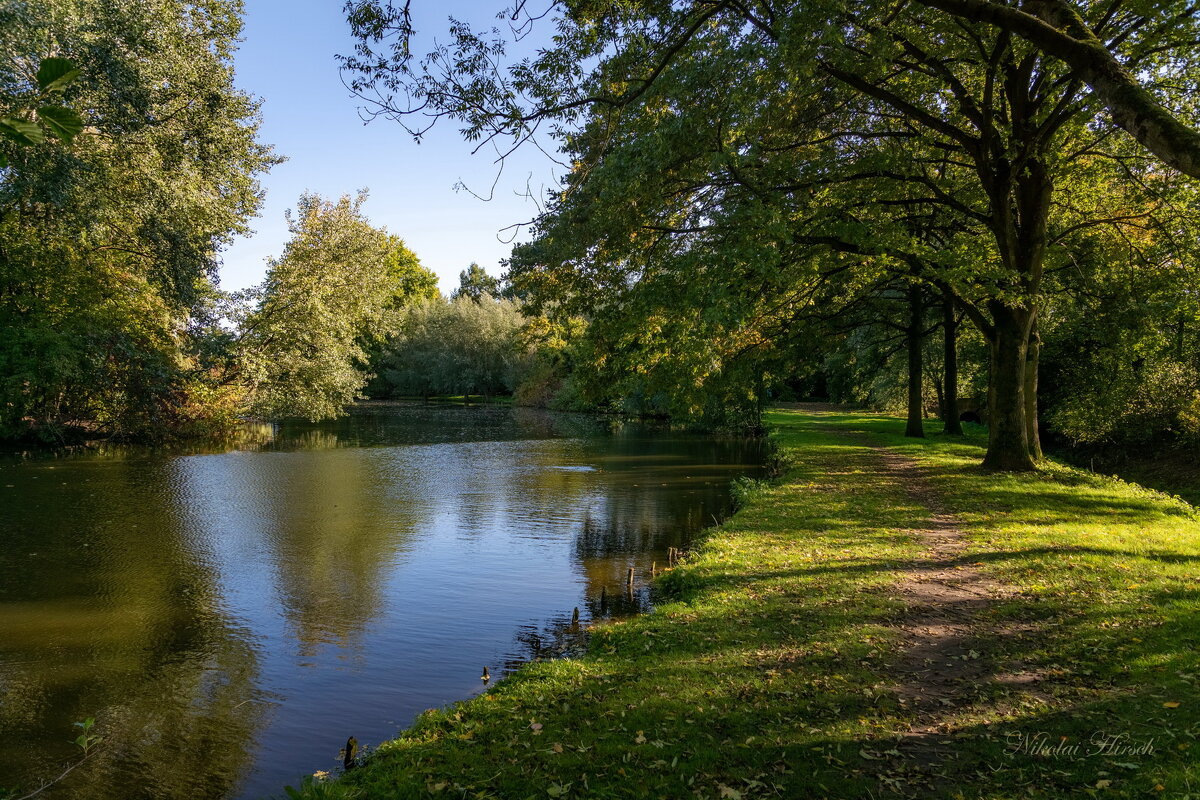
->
1005;731;1155;760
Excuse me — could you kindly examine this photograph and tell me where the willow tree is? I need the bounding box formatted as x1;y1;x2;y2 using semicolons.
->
374;295;527;401
344;0;1200;469
238;192;437;420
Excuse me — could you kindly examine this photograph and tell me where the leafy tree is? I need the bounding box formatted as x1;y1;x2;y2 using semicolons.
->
452;262;501;303
0;0;277;441
239;191;437;420
1038;223;1200;452
912;0;1200;178
385;233;440;304
345;0;1200;470
375;295;527;401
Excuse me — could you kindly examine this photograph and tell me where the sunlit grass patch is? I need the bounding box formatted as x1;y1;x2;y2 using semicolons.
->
769;408;1200;797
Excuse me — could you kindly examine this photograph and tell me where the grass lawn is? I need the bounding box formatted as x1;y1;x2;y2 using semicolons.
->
287;409;1200;799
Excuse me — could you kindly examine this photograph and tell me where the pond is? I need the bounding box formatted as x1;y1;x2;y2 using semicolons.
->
0;405;765;799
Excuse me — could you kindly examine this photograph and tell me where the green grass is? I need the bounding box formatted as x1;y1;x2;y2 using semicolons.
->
1091;452;1200;508
288;409;1200;799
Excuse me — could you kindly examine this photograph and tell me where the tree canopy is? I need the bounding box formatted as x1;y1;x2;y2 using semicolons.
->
239;191;438;421
373;294;528;401
0;0;278;441
452;262;502;302
344;0;1200;468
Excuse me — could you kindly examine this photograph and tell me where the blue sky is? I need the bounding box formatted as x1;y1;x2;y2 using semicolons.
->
220;1;561;295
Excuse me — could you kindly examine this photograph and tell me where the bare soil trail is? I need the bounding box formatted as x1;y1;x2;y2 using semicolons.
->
815;418;1028;795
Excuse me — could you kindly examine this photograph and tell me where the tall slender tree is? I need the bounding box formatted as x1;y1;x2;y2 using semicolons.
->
239;192;436;420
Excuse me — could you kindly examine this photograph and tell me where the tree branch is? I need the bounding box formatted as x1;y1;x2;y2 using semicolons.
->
912;0;1200;177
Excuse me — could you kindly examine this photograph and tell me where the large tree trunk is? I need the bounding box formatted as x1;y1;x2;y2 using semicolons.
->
1025;317;1042;460
905;283;925;438
983;302;1036;471
980;146;1049;470
942;294;963;436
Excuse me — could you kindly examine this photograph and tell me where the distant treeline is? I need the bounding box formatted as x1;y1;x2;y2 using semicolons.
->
367;294;525;403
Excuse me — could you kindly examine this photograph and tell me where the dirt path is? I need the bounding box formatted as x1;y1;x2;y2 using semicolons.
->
874;450;1003;748
820;424;1019;795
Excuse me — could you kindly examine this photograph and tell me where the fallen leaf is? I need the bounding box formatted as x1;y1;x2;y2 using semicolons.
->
634;731;647;744
1163;702;1182;709
1095;779;1112;789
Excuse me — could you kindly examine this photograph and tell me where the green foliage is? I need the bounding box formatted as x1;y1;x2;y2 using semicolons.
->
33;57;80;93
0;0;277;441
0;56;83;161
762;434;797;478
239;192;437;420
1041;264;1200;451
383;234;439;304
71;717;100;754
505;312;592;410
280;774;362;800
728;475;768;510
372;295;528;400
31;105;82;142
451;262;501;302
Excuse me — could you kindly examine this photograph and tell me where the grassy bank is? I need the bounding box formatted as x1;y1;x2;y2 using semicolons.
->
1077;449;1200;508
289;409;1200;799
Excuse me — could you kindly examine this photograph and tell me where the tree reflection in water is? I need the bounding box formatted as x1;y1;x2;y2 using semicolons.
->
0;405;763;799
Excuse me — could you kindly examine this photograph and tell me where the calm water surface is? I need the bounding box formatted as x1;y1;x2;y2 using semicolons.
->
0;406;764;799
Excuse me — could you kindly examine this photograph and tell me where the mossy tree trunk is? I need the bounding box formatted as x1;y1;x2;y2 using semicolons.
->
982;302;1037;471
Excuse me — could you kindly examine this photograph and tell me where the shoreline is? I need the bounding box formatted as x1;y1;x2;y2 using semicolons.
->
283;408;1200;799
